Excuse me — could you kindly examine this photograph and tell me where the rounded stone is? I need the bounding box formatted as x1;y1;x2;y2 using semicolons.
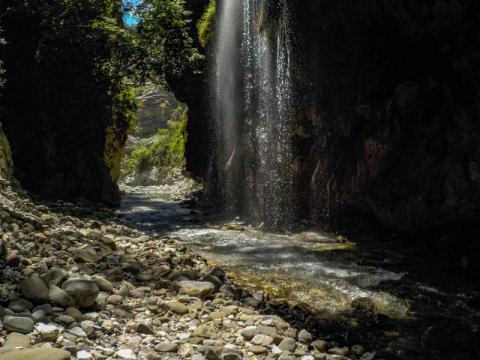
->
155;342;178;353
49;285;75;308
3;315;35;333
1;348;71;360
93;276;113;292
279;337;297;352
20;275;49;302
62;279;99;308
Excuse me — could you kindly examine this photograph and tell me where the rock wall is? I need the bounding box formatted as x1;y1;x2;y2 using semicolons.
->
0;122;13;183
0;6;127;206
290;0;480;232
185;0;480;233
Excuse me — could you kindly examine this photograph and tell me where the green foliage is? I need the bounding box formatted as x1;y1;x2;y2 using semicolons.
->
121;106;188;179
135;0;203;85
197;0;216;47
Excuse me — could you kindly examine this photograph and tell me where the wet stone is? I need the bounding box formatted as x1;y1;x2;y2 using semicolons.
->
167;301;189;314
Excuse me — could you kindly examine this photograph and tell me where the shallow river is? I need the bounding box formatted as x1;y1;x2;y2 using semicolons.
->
117;185;480;359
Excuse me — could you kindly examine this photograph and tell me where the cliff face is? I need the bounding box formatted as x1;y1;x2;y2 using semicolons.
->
0;5;129;206
0;122;13;182
185;0;480;232
290;0;480;232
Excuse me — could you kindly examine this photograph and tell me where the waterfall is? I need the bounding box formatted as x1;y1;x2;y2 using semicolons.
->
212;0;294;230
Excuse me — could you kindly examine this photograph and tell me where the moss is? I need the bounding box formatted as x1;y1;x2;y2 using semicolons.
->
197;0;216;47
104;84;136;182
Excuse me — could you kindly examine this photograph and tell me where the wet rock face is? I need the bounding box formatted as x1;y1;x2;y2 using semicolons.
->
289;0;480;231
187;0;480;232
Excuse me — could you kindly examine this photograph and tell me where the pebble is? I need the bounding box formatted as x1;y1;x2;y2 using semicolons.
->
298;329;313;344
9;298;33;312
155;342;178;352
62;279;99;308
20;275;49;302
311;339;328;352
116;349;137;359
178;280;215;298
3;315;35;333
278;337;297;351
49;285;75;308
248;345;268;354
167;301;189;314
76;350;93;359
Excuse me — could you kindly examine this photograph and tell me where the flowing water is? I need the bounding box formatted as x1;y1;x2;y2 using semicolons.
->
118;185;480;358
212;0;294;229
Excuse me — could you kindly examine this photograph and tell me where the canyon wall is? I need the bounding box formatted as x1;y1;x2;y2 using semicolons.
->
183;0;480;232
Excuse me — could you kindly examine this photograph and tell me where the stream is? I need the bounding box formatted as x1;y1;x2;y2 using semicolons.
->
117;184;480;360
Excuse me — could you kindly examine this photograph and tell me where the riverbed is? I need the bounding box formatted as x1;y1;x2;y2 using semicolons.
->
117;184;480;360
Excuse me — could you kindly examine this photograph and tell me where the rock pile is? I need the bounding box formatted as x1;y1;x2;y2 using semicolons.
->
1;178;371;359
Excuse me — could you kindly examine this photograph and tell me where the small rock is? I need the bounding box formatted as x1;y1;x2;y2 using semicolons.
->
155;343;178;353
108;294;123;304
62;279;99;308
167;301;189;314
93;276;113;292
32;304;53;315
66;326;88;339
298;329;313;344
77;350;93;359
36;323;61;342
73;248;99;264
278;337;296;351
137;323;154;334
178;281;215;298
352;344;366;356
32;310;48;323
20;275;49;302
252;334;274;346
248;345;267;354
116;349;137;359
49;285;75;308
9;298;33;313
5;251;21;267
64;307;84;322
360;352;376;360
329;347;349;356
3;315;35;333
311;339;328;353
240;328;258;341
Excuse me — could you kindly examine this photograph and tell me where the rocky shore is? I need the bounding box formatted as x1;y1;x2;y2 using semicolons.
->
0;178;372;360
